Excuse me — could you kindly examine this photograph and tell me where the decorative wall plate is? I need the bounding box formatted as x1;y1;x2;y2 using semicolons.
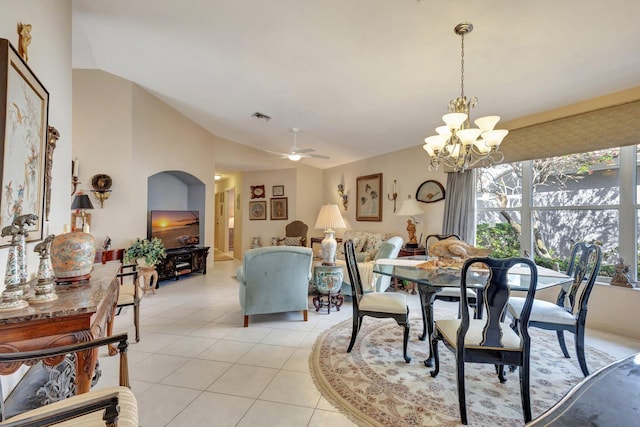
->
416;180;445;203
250;185;265;199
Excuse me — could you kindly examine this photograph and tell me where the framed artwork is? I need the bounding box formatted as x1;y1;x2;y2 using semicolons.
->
0;39;49;244
272;185;284;196
71;212;91;232
416;180;445;203
249;201;267;220
270;197;288;220
250;185;265;199
356;173;383;221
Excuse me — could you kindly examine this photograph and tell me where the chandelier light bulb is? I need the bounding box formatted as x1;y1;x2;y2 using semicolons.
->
424;135;448;152
442;113;467;131
456;128;483;146
474;116;501;132
482;129;509;147
435;126;452;137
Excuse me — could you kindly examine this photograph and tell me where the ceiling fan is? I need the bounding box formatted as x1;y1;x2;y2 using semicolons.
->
273;128;329;161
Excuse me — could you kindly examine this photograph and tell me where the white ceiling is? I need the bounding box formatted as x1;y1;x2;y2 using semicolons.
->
72;0;640;171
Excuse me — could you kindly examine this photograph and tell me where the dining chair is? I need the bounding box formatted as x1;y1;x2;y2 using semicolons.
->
508;242;602;376
99;249;140;345
430;256;538;425
344;239;411;363
0;333;137;426
427;234;478;317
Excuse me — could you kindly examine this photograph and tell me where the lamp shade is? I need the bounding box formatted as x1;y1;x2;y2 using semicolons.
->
71;194;94;210
314;204;346;230
396;196;424;217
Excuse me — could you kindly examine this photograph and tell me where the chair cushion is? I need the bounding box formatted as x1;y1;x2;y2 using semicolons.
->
1;386;137;427
280;236;303;246
360;292;407;314
436;319;522;351
117;284;136;305
437;288;477;299
508;297;577;326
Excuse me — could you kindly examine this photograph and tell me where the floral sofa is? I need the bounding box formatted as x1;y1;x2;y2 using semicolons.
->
334;231;403;294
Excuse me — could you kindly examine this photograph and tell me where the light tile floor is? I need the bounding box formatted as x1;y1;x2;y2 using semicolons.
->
95;259;640;426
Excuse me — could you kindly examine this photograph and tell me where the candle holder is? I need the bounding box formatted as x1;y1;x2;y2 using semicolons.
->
387;179;398;213
31;234;58;304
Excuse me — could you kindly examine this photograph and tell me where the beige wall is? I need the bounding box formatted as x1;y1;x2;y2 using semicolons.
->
322;145;448;243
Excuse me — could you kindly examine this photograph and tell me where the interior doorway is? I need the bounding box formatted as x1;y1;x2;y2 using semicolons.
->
214;187;235;255
226;188;235;252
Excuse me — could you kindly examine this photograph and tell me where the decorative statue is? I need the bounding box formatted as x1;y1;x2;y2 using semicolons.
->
0;225;28;311
103;236;112;250
13;214;38;285
406;219;417;245
610;258;633;288
17;22;32;62
32;234;58;303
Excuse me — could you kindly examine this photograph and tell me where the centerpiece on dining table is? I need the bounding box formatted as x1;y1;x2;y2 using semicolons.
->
416;238;491;272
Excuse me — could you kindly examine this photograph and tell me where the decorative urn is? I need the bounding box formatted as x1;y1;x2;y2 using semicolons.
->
50;232;96;283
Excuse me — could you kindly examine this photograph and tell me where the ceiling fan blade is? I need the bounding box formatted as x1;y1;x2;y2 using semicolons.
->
292;147;314;154
307;153;330;159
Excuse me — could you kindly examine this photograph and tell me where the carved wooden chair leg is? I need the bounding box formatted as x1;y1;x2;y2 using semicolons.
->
556;330;571;358
456;349;468;425
429;331;441;376
520;358;533;422
347;315;360;353
575;327;589;376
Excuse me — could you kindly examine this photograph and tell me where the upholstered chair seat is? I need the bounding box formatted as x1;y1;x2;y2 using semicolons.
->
508;298;577;325
435;319;522;350
358;292;407;314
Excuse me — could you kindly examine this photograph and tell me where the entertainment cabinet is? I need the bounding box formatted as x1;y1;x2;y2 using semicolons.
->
156;246;210;283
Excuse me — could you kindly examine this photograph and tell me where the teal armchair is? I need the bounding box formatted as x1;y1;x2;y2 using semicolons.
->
237;246;313;327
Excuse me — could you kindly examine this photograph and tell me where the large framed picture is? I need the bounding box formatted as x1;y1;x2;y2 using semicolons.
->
356;173;383;221
249;201;267;220
0;39;49;244
270;197;288;220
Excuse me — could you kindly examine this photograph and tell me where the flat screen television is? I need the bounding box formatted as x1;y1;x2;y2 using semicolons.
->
148;210;200;250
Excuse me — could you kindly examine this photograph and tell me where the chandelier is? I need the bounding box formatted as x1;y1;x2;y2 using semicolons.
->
423;22;508;172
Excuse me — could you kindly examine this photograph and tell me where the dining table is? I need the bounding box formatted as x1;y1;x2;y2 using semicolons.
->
373;257;574;367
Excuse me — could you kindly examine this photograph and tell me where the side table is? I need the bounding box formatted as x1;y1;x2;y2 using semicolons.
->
313;264;344;314
137;266;158;295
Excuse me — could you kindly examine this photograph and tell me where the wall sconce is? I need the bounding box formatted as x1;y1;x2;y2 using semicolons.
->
387;179;398;213
337;184;348;210
71;157;80;195
91;174;112;208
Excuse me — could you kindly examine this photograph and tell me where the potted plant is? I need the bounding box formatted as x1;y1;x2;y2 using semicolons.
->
124;237;166;268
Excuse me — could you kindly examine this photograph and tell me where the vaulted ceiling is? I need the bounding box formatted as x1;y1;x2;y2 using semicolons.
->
72;0;640;170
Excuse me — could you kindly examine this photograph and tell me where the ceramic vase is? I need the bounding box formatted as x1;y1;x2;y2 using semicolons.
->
50;232;96;283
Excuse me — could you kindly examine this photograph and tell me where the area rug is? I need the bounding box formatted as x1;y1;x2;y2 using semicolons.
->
310;313;615;427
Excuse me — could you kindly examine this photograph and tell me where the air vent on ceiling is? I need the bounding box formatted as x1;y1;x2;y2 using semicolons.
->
251;112;272;122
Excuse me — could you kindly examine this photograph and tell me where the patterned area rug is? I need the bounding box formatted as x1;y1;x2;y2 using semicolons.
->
310;312;615;427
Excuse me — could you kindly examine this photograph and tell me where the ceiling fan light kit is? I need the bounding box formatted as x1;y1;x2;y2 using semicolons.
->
422;22;508;172
278;128;330;161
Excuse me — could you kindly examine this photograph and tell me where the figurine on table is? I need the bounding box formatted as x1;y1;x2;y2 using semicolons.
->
610;258;633;288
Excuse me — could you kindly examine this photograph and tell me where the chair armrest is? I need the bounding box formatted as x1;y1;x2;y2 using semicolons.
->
0;392;121;427
0;333;130;388
236;266;245;284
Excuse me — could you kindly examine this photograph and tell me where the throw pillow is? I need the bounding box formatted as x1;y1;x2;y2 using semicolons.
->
336;236;367;259
282;236;303;246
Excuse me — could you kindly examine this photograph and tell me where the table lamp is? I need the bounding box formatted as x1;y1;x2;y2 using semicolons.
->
396;195;424;248
314;204;346;265
71;193;94;231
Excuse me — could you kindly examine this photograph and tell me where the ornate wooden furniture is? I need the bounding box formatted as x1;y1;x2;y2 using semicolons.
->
430;257;538;425
156;246;209;282
0;333;137;426
344;240;411;363
285;220;308;247
0;263;120;395
508;242;602;376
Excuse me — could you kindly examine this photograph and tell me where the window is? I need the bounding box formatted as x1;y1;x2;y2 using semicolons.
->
476;146;634;279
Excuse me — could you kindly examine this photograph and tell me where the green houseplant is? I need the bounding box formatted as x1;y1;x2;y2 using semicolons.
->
124;237;166;267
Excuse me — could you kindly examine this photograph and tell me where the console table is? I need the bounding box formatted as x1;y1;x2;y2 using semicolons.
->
0;263;120;395
156;246;210;283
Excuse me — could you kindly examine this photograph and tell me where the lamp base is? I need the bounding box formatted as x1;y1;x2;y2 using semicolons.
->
321;229;337;266
405;243;419;249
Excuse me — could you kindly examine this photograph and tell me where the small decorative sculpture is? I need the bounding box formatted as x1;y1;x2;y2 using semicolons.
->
13;214;38;286
32;234;58;303
610;258;633;288
337;184;348;210
104;236;112;250
406;219;417;245
17;22;32;62
0;225;28;311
